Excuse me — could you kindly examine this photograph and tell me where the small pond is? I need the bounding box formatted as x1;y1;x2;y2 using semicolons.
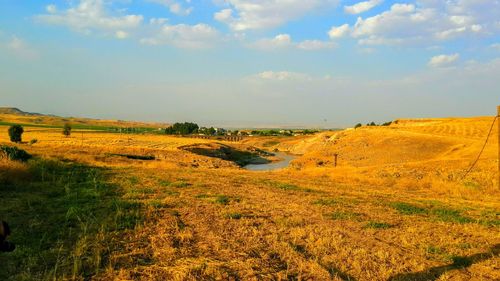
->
243;152;297;171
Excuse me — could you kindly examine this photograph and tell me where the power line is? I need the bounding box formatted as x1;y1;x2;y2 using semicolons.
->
461;116;498;180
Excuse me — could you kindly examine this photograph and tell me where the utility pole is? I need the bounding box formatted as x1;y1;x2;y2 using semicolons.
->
498;106;500;189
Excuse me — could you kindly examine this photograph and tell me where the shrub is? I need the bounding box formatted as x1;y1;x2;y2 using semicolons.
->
63;123;72;137
29;139;38;145
8;125;24;143
0;145;32;162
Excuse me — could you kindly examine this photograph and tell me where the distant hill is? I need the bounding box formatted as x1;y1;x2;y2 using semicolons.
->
0;107;170;130
0;107;45;116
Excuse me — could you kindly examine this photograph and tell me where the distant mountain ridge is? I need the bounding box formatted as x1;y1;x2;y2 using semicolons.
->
0;107;46;116
0;107;169;129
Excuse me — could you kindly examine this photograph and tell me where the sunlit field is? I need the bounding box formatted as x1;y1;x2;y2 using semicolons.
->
2;0;500;279
0;115;498;281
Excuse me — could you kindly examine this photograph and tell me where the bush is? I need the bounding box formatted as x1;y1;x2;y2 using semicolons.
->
354;123;362;129
63;123;72;137
8;125;24;143
0;145;32;162
29;139;38;145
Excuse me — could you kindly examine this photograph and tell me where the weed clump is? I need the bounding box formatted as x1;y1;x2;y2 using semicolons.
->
225;213;243;219
216;195;230;205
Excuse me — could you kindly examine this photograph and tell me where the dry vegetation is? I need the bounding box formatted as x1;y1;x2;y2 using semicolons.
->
0;115;498;280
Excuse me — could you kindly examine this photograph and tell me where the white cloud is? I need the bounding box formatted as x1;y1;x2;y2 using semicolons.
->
5;36;39;60
252;34;292;50
46;4;57;14
428;53;459;68
350;1;500;46
328;24;350;38
140;23;219;49
146;0;193;16
115;30;129;39
252;71;312;81
214;0;339;31
214;8;233;23
344;0;383;15
36;0;143;35
490;43;500;51
150;18;168;25
251;34;334;51
297;40;336;50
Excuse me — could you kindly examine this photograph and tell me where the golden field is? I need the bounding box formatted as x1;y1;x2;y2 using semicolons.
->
0;116;499;281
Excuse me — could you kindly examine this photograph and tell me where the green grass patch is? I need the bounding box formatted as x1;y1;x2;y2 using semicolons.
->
161;188;180;197
195;194;239;205
148;200;172;209
158;180;171;186
268;181;315;193
277;183;301;191
432;208;473;224
391;202;427;215
364;221;392;229
426;245;446;255
463;181;480;189
128;176;139;185
408;201;481;225
170;181;191;188
0;159;143;280
262;141;280;147
216;195;230;205
128;187;155;195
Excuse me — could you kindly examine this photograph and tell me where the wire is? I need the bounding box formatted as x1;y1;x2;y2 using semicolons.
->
461;116;498;180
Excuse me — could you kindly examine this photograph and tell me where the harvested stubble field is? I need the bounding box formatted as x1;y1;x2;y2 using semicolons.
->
0;116;499;281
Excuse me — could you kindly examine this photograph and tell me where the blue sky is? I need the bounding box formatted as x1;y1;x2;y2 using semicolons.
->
0;0;499;128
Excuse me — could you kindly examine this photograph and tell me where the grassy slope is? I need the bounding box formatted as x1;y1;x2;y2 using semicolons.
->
0;113;169;130
0;116;498;280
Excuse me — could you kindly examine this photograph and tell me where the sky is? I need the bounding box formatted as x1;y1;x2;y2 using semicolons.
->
0;0;499;128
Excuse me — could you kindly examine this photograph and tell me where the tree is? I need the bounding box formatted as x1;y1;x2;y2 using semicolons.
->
165;122;199;135
63;123;72;137
207;127;216;135
354;123;362;129
8;125;23;143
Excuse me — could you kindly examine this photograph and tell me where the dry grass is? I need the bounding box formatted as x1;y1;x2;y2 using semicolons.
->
0;116;499;280
0;113;168;129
